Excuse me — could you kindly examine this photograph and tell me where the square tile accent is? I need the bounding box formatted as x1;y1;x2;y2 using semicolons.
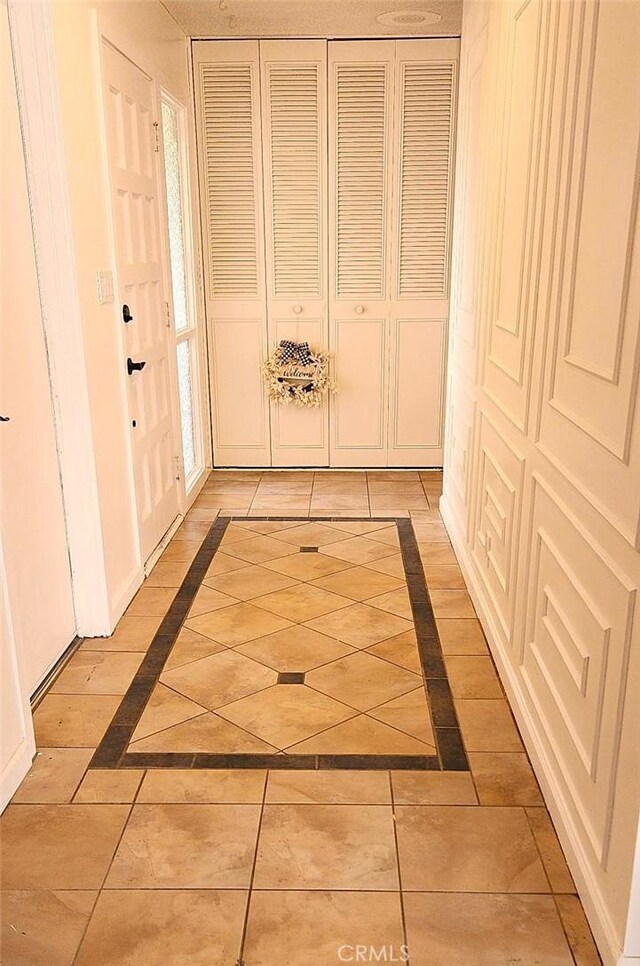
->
90;517;467;773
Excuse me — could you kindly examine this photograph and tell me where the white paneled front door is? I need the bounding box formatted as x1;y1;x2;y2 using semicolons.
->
103;43;180;560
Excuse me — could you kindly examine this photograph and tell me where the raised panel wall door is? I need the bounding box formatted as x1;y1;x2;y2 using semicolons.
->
261;40;329;466
193;40;270;466
328;40;395;467
103;43;180;559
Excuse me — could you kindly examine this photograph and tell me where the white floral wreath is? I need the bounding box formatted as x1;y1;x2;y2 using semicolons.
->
262;341;337;408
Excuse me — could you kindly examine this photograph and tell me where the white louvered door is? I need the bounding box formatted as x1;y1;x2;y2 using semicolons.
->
387;39;458;465
193;41;270;466
328;41;395;467
195;39;457;467
261;41;329;466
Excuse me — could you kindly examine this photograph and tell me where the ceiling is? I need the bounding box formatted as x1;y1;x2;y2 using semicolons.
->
162;0;462;39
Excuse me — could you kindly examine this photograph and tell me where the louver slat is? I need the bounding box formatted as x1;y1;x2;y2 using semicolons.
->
200;64;259;297
268;65;321;296
398;63;454;298
335;65;387;298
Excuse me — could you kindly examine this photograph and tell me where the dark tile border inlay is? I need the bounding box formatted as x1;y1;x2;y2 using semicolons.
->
91;516;468;772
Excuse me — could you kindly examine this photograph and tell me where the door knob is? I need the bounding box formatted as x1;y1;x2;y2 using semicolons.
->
127;357;146;375
122;304;134;324
355;304;365;315
293;304;302;314
0;415;9;422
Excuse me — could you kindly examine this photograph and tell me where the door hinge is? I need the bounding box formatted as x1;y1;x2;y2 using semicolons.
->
174;454;182;482
164;300;172;328
153;120;160;153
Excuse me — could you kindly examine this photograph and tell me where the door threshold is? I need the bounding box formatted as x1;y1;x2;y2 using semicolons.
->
30;636;83;710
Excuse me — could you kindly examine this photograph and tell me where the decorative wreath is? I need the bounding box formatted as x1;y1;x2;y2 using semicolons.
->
262;340;338;408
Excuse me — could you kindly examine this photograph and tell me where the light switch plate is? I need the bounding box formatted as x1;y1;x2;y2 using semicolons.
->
97;269;114;304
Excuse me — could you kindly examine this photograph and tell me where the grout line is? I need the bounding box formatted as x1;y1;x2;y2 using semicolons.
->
70;888;101;965
389;771;412;965
235;767;269;965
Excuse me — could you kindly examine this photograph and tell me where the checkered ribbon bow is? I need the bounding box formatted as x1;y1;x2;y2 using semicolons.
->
277;340;314;366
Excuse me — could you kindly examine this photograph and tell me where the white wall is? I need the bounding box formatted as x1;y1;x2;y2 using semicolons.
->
48;0;190;625
442;1;640;963
0;0;76;692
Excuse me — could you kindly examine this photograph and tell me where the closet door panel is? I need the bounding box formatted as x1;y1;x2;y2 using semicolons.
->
270;317;327;461
261;40;328;466
212;319;268;452
330;316;388;465
389;314;447;464
328;40;395;465
193;40;270;465
388;38;459;466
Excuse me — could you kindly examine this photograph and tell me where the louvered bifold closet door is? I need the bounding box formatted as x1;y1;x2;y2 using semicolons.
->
261;41;328;466
387;39;459;466
328;41;395;466
193;41;270;465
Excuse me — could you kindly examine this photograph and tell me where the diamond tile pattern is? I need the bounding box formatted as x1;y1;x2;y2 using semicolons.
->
320;536;398;565
253;584;351;622
217;685;355;748
225;535;299;564
307;652;421;712
304;603;412;649
123;518;437;757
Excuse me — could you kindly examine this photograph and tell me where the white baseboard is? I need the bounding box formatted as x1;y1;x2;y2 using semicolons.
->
439;495;623;966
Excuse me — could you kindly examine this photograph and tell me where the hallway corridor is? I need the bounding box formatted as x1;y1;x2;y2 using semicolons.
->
1;472;601;965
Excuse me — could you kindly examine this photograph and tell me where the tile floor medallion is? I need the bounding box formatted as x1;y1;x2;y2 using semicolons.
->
91;518;467;771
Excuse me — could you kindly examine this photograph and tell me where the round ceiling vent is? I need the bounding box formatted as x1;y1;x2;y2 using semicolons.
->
376;10;442;27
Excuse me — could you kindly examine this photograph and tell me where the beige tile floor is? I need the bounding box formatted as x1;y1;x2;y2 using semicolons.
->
129;515;435;758
0;471;601;965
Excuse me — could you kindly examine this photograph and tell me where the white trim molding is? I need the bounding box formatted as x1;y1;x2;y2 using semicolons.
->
0;536;36;812
8;0;111;635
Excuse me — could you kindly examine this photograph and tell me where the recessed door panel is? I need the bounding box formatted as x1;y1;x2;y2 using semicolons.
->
330;316;387;465
212;319;270;457
388;315;447;464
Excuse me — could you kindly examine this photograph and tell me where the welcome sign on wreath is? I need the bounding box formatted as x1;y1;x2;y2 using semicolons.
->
262;341;337;408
